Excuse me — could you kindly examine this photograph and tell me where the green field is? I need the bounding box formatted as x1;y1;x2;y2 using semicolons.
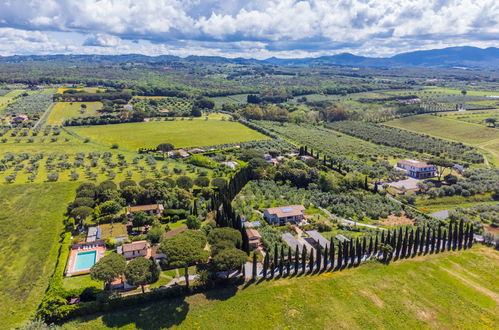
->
0;182;78;328
67;119;269;151
423;86;499;97
441;109;499;126
46;102;102;126
385;114;499;165
62;246;498;329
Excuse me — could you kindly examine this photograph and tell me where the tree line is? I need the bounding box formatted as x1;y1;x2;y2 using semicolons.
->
255;220;474;280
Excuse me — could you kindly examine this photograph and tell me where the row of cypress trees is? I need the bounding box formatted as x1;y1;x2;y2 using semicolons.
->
254;220;474;280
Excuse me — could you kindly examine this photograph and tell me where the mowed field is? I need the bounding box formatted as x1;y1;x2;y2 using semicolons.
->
0;182;78;328
46;102;102;126
385;114;499;165
63;246;498;329
67;119;269;150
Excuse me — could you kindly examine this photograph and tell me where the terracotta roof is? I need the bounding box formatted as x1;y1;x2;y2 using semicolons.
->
398;159;434;169
129;204;163;212
246;229;261;239
265;205;305;218
122;240;148;253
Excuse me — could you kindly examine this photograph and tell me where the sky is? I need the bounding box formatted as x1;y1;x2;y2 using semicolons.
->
0;0;498;59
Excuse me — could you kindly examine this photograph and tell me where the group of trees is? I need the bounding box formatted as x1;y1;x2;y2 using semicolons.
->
258;220;474;279
90;253;159;293
326;121;484;164
236;104;290;122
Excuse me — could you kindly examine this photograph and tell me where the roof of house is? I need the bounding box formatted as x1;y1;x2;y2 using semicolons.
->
397;159;435;169
122;240;148;253
265;205;305;218
246;229;261;239
129;204;164;212
188;148;205;153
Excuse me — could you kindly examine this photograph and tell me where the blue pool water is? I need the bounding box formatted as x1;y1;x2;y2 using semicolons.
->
74;250;97;271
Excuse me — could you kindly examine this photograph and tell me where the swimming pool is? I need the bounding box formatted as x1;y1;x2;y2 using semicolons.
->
74;250;97;271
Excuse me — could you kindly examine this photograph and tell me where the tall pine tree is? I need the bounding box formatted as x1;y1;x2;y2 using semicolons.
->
301;246;307;275
294;246;299;276
263;252;269;278
252;252;257;281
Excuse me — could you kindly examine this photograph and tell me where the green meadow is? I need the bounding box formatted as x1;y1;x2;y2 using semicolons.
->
62;246;498;329
46;102;103;126
0;182;78;329
67;119;269;151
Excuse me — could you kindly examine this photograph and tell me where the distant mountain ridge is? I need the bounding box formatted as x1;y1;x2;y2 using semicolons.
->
1;46;498;68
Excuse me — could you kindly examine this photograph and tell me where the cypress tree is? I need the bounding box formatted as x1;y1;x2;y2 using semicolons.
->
308;249;314;273
316;245;322;272
414;227;420;256
337;243;343;269
368;236;373;255
453;222;459;250
419;227;426;254
350;240;355;266
252;252;257;281
390;230;396;250
458;220;464;249
467;224;474;248
384;231;390;245
330;241;335;270
323;246;328;271
343;241;349;267
374;235;379;254
401;228;408;258
287;247;292;276
263;253;269;278
278;249;284;277
430;228;436;254
425;227;431;254
301;246;307;275
408;229;414;257
362;237;367;257
356;239;362;265
273;244;279;276
294;246;299;275
436;226;442;253
396;227;403;258
447;222;453;250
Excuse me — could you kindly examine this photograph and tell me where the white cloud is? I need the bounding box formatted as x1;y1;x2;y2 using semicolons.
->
0;0;497;57
83;33;121;47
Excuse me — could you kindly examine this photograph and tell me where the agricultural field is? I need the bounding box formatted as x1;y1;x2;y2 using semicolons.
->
385;114;499;165
210;93;250;108
57;87;106;93
45;102;103;126
67;118;269;151
440;109;499;127
0;89;26;114
0;182;78;329
132;96;193;116
2;89;54;120
62;246;498;329
422;86;499;97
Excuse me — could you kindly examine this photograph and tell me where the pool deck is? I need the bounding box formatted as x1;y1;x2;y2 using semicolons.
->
66;245;106;276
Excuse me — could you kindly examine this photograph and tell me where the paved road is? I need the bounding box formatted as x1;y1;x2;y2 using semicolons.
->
318;206;385;230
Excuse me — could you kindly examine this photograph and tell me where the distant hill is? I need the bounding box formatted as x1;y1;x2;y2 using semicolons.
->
0;46;498;68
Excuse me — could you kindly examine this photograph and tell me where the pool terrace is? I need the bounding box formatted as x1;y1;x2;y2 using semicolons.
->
66;242;106;276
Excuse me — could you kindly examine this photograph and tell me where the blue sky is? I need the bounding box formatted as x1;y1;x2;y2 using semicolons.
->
0;0;497;58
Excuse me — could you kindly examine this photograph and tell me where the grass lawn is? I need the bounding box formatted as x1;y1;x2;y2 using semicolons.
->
422;86;499;96
63;274;102;291
62;246;498;329
0;182;78;329
67;119;269;151
46;102;102;126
